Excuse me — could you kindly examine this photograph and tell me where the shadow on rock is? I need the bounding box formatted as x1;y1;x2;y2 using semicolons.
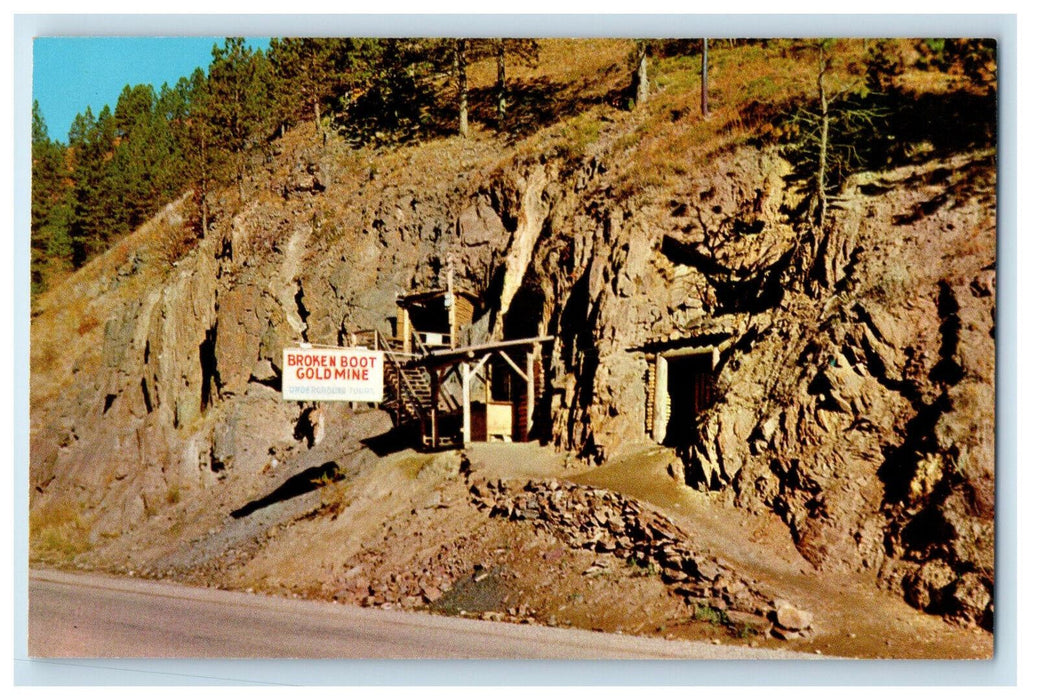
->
231;461;342;519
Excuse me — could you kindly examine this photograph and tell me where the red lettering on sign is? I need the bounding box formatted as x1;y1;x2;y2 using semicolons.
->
286;349;379;384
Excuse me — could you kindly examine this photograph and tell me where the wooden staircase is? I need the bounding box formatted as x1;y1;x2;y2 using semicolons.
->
372;331;463;449
386;363;434;425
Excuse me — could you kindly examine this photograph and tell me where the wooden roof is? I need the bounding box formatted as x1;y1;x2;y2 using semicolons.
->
634;330;730;354
417;336;554;368
396;287;481;307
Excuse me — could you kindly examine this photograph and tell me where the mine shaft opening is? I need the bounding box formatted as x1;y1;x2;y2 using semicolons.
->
407;301;449;339
664;353;717;446
502;279;546;341
651;347;719;449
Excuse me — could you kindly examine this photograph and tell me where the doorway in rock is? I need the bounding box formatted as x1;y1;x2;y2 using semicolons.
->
654;349;717;448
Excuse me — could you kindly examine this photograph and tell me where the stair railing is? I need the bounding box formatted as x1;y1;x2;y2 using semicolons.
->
376;332;428;424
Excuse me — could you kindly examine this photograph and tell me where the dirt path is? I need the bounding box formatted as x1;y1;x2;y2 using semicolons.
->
569;447;993;659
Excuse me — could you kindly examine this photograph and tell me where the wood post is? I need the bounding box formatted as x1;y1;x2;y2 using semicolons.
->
645;353;656;435
430;369;439;446
462;361;472;445
401;309;412;355
653;354;669;443
396;364;402;425
526;351;535;439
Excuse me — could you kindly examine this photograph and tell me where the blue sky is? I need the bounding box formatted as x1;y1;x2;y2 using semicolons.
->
33;37;270;143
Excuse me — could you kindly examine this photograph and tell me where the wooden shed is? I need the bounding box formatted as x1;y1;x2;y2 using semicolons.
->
395;288;479;354
417;336;551;448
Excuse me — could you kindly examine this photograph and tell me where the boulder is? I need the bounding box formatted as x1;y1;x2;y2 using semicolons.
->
773;600;813;631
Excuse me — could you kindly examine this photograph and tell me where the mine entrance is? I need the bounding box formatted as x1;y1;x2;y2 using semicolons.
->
406;298;450;346
650;346;718;446
663;352;716;446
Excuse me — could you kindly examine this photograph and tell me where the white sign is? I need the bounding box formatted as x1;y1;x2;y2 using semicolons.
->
282;347;384;402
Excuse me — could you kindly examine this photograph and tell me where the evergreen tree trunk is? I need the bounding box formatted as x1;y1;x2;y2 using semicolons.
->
455;39;469;138
200;183;209;237
310;52;323;140
635;41;649;105
495;39;507;130
200;132;210;236
800;41;835;294
701;38;710;118
816;43;830;228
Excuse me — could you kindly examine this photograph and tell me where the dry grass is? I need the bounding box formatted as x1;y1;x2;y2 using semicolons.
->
466;38;630;95
149;209;198;267
606;41;822;198
29;499;92;564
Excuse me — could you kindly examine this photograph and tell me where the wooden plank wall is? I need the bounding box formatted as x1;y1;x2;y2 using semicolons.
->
452;295;475;347
645;354;656;434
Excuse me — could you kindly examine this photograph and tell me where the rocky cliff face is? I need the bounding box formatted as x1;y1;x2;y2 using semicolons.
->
30;104;996;630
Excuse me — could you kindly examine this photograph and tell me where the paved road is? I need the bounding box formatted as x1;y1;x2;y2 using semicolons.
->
28;569;816;659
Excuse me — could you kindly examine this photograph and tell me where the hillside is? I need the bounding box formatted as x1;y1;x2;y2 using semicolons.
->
28;39;996;658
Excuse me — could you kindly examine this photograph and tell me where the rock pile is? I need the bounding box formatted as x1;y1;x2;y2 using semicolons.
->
345;540;477;611
469;477;813;638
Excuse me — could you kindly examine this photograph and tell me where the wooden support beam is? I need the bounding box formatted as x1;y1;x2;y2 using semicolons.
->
462;361;472;444
497;350;528;381
526;351;535;440
653;354;669;443
421;336;553;368
396;364;402;425
430;369;439;446
447;260;456;349
401;309;412;355
442;363;461;386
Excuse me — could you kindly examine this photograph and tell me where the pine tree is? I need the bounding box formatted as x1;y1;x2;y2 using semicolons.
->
342;39;436;145
268;38;359;139
492;39;539;131
207;38;271;202
168;68;224;235
67;105;119;265
454;39;469;137
781;39;892;291
111;84;166;231
31;101;73;291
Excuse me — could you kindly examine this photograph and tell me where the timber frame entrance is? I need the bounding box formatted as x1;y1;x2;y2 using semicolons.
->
647;345;719;445
353;326;551;450
417;336;551;448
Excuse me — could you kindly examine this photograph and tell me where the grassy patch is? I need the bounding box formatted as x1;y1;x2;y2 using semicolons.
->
554;110;605;163
690;603;766;639
625;556;659;578
149;212;198;267
29;499;91;564
692;602;730;626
